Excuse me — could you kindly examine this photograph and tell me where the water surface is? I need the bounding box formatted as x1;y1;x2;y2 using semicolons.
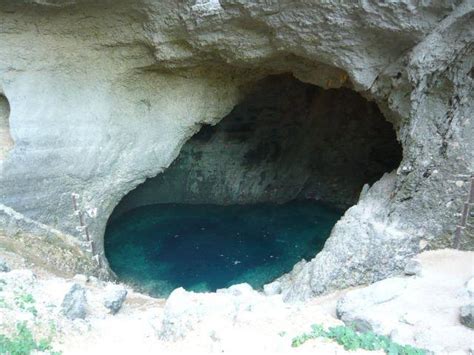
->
105;201;342;297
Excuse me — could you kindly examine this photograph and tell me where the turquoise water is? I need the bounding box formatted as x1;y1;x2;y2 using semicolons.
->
105;201;342;297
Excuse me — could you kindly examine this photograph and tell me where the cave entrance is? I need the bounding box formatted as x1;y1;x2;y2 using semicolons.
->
105;74;402;298
0;94;13;160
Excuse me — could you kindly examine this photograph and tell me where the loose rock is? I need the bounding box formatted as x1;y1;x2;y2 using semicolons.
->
403;259;422;276
104;285;128;315
62;283;87;320
0;257;10;272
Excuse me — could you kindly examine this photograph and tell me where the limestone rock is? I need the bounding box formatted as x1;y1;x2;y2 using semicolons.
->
62;283;87;320
103;285;127;315
403;259;422;276
460;304;474;329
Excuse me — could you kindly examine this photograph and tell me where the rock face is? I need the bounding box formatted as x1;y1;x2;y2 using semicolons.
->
0;1;472;298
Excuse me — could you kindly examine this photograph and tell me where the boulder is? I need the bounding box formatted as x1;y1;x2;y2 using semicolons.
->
103;285;127;315
62;283;87;320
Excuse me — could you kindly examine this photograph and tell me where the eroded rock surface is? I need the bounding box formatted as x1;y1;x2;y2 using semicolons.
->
0;0;472;298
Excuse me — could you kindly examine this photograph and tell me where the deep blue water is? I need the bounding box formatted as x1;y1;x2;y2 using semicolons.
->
105;201;342;298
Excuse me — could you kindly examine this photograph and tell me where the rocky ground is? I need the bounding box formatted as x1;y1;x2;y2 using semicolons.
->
0;248;472;354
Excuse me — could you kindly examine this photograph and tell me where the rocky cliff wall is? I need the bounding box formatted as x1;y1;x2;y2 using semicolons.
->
0;0;472;300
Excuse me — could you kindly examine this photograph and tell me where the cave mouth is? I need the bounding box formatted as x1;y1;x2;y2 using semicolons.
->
0;93;13;160
105;73;403;298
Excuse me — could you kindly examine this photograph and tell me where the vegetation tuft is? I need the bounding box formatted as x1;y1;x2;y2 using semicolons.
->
14;293;37;317
291;324;427;355
0;322;60;355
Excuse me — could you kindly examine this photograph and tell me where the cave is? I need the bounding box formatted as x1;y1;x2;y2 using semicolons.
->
104;74;403;297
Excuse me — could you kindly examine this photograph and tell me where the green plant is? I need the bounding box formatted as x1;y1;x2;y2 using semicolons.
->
291;323;427;355
0;322;60;355
14;293;37;317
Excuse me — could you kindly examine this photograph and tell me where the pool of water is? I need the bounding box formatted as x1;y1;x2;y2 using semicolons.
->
105;201;343;298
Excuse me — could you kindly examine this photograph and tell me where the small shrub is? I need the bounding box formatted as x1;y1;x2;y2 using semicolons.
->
291;323;427;355
0;322;59;355
14;293;37;317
